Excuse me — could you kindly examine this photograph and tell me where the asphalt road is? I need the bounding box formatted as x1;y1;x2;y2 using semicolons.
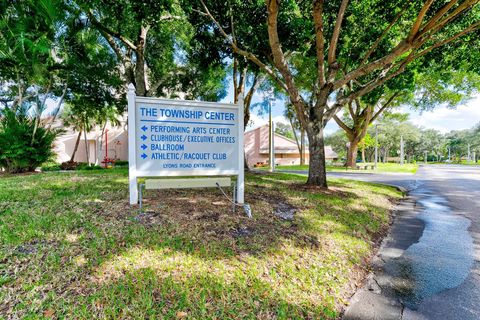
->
285;165;480;319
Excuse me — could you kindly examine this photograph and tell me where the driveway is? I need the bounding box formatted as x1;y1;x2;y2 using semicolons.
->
284;165;480;319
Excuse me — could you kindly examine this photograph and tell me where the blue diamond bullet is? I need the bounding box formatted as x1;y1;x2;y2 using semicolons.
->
141;134;147;141
141;153;148;159
141;125;148;131
141;144;147;150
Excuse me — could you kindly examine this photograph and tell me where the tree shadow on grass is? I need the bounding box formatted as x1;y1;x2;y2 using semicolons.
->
73;173;396;317
0;171;399;319
81;264;339;319
127;172;372;260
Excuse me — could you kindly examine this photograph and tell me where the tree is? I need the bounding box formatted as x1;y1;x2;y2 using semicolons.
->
358;133;375;163
199;0;480;187
54;12;125;164
183;0;273;128
410;71;480;111
0;0;69;122
0;0;125;132
284;103;306;164
418;129;446;161
371;118;422;163
96;105;122;157
333;90;402;167
335;67;480;167
73;0;227;100
0;108;60;173
324;130;348;160
275;121;295;140
445;126;480;161
60;106;82;163
0;0;70;172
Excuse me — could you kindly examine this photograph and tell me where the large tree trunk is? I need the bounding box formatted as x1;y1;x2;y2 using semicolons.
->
306;127;327;187
367;149;375;162
346;139;359;167
134;26;149;96
70;131;82;162
134;51;146;96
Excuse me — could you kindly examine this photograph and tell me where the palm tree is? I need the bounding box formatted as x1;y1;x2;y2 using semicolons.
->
60;104;95;163
96;105;121;157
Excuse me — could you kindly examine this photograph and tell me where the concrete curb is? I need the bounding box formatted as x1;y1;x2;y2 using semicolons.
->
342;194;423;320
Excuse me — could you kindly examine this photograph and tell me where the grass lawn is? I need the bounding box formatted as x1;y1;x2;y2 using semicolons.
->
0;169;401;319
273;162;418;174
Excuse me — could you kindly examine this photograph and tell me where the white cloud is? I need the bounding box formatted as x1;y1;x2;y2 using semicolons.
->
273;115;290;125
405;97;480;133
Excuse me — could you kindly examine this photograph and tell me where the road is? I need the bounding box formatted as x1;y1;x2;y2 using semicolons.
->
286;165;480;319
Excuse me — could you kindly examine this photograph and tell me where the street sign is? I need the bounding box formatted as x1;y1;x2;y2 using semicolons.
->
127;84;244;205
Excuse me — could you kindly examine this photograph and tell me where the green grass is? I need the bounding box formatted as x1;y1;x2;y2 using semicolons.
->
272;162;418;174
0;169;401;319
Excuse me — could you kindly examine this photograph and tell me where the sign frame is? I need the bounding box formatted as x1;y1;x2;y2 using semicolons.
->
127;84;244;205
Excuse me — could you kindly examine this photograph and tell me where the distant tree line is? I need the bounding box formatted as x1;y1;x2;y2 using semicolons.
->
326;118;480;164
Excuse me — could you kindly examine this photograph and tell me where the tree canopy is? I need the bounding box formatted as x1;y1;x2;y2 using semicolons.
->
198;0;480;187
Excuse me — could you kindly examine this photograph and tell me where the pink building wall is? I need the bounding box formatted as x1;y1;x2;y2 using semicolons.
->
53;120;128;164
244;125;338;167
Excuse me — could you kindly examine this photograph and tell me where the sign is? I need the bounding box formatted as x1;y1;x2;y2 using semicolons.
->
135;100;239;175
127;84;244;205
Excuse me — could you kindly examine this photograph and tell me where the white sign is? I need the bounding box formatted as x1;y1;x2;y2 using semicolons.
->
127;84;244;204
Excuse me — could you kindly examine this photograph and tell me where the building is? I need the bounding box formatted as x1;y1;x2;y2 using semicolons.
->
52;116;128;165
244;125;338;168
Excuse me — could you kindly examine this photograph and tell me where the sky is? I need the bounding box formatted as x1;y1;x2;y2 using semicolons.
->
219;86;480;135
404;96;480;133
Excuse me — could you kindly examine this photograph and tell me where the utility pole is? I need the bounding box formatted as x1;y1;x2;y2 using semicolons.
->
425;151;427;164
448;147;451;161
374;124;379;170
400;135;404;165
268;93;275;172
468;144;471;163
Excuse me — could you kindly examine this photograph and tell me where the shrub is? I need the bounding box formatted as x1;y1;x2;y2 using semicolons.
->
76;162;90;170
73;162;103;170
114;160;128;167
0;109;60;173
60;161;78;170
41;163;61;172
82;165;103;170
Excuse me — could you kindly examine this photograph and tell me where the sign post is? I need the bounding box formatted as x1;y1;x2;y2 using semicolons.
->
237;94;244;204
128;84;138;204
127;84;244;205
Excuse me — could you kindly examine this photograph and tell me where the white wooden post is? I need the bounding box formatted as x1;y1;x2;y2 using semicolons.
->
400;135;404;165
237;94;245;204
127;84;138;204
